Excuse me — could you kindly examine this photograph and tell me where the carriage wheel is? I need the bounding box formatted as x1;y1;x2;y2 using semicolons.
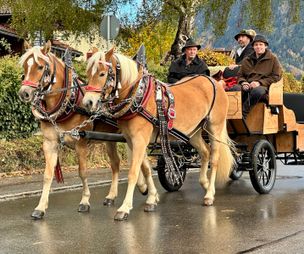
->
249;140;276;194
157;157;187;192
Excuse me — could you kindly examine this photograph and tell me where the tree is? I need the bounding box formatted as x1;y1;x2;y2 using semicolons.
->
0;0;129;41
123;0;301;61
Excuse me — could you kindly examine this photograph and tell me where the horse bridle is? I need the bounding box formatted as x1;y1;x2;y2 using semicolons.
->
84;56;122;103
22;55;57;94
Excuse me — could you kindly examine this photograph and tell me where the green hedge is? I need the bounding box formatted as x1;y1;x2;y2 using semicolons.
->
0;55;38;139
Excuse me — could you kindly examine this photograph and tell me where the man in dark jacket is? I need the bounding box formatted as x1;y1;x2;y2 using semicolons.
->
220;29;256;91
238;34;282;117
234;29;255;65
167;38;209;84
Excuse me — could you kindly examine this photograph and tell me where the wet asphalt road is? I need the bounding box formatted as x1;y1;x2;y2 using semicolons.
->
1;163;304;254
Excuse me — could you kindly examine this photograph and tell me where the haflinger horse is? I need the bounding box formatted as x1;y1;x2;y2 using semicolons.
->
18;41;150;220
82;47;236;221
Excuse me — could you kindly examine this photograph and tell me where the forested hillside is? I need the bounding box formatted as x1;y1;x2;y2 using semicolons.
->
196;0;304;79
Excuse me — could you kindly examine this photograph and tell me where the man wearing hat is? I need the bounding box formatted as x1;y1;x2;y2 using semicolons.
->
238;34;282;117
167;38;209;84
233;29;256;65
219;29;256;91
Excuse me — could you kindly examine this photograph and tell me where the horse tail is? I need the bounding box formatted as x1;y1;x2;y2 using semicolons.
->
216;121;236;185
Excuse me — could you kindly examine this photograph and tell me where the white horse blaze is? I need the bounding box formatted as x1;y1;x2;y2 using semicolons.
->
25;57;34;80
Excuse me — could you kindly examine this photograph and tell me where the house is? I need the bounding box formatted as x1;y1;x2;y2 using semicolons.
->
0;9;83;58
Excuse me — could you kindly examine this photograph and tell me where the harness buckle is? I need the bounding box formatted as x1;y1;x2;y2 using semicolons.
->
168;107;176;119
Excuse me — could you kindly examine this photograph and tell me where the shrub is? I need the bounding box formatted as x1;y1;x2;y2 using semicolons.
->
0;55;38;139
283;72;303;93
73;59;87;82
0;134;128;173
148;61;169;82
198;48;234;66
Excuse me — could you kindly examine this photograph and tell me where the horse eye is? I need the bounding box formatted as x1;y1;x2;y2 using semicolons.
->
99;73;105;77
21;74;25;80
38;65;44;70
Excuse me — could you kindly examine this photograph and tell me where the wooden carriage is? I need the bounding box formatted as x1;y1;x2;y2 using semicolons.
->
155;78;304;194
225;79;304;193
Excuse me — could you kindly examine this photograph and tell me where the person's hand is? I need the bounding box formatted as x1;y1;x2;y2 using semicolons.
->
250;81;260;89
228;64;239;70
242;82;250;91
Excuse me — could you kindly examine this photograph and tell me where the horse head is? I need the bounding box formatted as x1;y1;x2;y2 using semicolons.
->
18;40;56;103
83;47;139;112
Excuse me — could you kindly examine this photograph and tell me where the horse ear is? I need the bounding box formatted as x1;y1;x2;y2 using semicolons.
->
105;47;115;61
42;40;52;54
91;47;99;54
23;40;32;51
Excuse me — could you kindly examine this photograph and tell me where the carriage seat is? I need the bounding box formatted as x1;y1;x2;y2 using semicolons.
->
226;79;283;120
283;93;304;124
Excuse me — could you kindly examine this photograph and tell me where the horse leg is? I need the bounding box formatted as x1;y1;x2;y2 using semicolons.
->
189;130;210;191
127;146;149;195
203;122;232;206
114;136;151;221
103;141;120;206
203;139;221;206
75;140;91;213
140;155;159;212
32;139;58;220
137;166;149;195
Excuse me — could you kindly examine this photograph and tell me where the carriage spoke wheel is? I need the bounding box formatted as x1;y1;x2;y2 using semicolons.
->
249;140;276;194
157;157;187;192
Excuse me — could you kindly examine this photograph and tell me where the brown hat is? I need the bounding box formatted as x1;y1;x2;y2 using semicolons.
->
182;38;201;52
252;34;269;46
234;29;255;41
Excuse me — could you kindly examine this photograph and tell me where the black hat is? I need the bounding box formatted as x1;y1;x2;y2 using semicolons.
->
252;34;269;46
234;29;254;41
182;38;201;52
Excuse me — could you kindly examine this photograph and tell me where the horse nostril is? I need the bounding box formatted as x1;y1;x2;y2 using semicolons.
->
85;100;93;110
24;92;30;99
18;90;31;102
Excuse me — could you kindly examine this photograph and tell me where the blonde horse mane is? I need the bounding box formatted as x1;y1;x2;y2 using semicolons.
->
19;46;55;66
87;51;139;85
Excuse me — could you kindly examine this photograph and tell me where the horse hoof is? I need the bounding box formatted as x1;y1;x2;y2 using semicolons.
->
203;198;214;206
141;188;148;196
31;210;44;220
144;204;157;212
103;198;114;206
114;212;129;221
78;204;90;213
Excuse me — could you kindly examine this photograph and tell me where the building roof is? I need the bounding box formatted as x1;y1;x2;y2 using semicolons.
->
51;39;83;57
0;7;11;15
0;23;19;38
0;25;83;57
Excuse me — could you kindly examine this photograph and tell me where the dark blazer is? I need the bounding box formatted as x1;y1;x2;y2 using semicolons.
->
167;55;210;83
235;43;254;64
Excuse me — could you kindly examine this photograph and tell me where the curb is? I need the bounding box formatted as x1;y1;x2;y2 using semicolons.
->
0;177;129;202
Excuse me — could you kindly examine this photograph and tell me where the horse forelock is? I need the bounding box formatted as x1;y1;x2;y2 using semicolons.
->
87;51;105;76
19;46;51;67
86;51;138;86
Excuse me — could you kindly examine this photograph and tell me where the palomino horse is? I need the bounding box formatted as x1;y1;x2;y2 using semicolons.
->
18;41;149;219
82;48;236;220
